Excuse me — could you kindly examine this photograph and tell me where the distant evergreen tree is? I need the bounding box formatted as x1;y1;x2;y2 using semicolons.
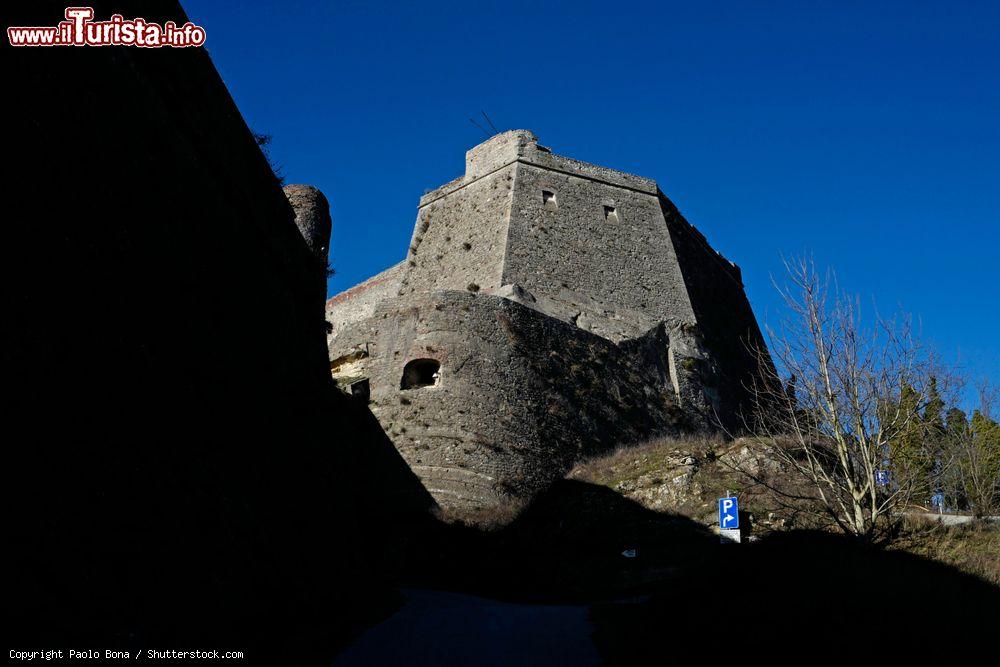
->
889;383;933;503
971;410;1000;443
923;377;945;434
966;410;1000;515
946;407;969;436
941;406;970;510
921;377;947;499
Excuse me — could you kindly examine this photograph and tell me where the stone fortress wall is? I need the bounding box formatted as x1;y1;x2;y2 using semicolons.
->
326;262;406;338
326;130;774;509
328;291;684;507
398;170;514;297
9;0;432;647
658;196;777;430
502;143;695;342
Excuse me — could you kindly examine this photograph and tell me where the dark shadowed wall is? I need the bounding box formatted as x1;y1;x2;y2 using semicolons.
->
6;1;431;659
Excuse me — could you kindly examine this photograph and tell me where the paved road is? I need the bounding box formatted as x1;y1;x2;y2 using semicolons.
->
332;589;600;666
917;512;1000;526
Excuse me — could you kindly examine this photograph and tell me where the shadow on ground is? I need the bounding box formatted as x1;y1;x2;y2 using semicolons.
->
398;480;716;602
380;480;1000;661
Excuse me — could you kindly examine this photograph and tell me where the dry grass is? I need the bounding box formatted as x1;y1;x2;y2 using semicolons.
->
433;499;527;531
568;434;726;488
567;434;785;524
893;517;1000;585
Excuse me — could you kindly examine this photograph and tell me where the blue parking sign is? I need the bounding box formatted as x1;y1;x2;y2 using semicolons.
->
719;497;739;530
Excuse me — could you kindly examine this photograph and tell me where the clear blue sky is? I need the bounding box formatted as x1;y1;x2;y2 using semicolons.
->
185;0;998;407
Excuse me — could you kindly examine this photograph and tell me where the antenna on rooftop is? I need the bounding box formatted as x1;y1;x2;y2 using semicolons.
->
481;110;498;134
469;117;490;138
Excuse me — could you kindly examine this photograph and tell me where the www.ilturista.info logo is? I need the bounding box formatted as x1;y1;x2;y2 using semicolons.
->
8;7;206;47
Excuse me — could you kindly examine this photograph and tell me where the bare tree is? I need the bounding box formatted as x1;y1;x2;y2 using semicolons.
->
739;257;947;542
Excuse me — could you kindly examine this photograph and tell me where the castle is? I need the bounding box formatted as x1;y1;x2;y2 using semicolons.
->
325;130;773;510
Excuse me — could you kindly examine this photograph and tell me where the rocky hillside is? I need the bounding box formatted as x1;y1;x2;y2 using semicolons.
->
567;436;799;533
568;436;999;584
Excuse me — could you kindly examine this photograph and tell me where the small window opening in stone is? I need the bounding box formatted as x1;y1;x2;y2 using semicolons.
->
603;205;620;223
349;378;370;402
401;359;441;389
542;190;557;208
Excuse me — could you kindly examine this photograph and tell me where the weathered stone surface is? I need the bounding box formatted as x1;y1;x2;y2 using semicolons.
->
329;291;688;508
325;131;775;510
326;262;406;338
283;183;332;263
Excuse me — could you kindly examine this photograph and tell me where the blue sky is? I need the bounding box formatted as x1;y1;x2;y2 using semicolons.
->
185;0;998;407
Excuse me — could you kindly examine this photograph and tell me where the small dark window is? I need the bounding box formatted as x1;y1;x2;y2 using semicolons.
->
401;359;441;389
349;378;370;402
603;205;619;223
542;190;557;209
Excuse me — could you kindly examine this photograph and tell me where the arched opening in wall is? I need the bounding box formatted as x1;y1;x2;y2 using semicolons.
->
400;359;440;390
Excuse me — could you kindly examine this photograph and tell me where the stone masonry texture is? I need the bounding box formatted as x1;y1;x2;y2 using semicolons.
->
326;130;775;510
283;183;333;263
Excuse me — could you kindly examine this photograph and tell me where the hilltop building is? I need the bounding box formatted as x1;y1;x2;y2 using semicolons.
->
325;131;773;509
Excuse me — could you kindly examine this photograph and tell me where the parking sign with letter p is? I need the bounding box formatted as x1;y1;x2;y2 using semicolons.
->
719;496;739;530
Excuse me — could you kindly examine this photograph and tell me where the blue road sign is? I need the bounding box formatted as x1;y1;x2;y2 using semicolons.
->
875;470;890;487
719;497;739;530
